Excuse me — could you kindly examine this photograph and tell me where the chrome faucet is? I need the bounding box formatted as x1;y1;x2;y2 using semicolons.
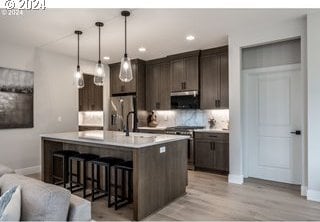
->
125;111;135;136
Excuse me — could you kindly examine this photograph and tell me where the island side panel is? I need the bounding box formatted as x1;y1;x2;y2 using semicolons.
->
133;139;188;220
41;138;64;182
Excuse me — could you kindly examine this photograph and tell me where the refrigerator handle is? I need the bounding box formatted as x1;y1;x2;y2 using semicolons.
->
132;96;138;132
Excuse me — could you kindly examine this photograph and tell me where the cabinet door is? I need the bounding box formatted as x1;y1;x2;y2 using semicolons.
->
146;63;160;111
79;87;84;111
219;52;229;108
184;56;199;91
200;54;219;109
110;62;137;95
195;140;213;169
213;141;229;172
110;64;121;95
93;84;103;111
83;74;92;111
170;59;185;92
159;63;170;109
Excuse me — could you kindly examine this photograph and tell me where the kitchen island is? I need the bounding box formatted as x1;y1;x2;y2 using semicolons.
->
41;130;189;220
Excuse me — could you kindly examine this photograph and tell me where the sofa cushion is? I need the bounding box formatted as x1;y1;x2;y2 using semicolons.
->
0;174;71;221
0;165;14;178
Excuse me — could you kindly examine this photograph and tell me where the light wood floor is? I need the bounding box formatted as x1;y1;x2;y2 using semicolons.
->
28;171;320;221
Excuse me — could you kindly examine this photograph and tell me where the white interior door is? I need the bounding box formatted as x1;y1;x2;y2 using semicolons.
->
244;64;302;184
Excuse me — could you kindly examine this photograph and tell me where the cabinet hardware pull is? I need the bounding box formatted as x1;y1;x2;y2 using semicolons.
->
209;135;218;138
290;130;301;135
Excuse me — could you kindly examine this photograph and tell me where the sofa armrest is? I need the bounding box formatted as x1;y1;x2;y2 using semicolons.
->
68;194;91;221
0;164;14;178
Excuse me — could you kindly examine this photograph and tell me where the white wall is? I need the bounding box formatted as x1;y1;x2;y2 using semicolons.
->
228;18;307;185
0;41;98;173
307;12;320;202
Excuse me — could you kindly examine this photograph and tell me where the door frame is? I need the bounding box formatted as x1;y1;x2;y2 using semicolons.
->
242;63;306;190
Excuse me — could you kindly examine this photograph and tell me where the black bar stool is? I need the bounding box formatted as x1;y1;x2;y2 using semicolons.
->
114;161;133;210
69;153;99;198
52;150;79;188
90;157;124;206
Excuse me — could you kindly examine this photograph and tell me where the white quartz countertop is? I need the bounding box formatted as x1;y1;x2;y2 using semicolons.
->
194;128;229;133
41;130;189;148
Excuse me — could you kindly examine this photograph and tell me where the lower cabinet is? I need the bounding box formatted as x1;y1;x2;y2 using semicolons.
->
194;132;229;173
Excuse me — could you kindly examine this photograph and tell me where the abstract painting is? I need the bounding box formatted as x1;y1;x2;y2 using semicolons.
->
0;67;34;129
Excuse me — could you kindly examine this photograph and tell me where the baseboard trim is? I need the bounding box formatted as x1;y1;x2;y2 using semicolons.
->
301;186;308;196
228;174;244;184
307;189;320;202
15;165;40;175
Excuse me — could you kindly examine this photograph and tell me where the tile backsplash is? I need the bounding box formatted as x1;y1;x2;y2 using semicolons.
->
148;109;229;129
78;111;104;126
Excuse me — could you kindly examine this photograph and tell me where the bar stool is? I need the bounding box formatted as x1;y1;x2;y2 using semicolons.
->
90;157;124;206
114;161;133;210
52;150;79;188
69;153;99;198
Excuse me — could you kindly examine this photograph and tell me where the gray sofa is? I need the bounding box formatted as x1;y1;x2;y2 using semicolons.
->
0;164;91;221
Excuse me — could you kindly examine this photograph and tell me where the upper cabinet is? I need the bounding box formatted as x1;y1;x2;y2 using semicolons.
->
79;74;103;111
109;59;146;110
146;58;170;111
200;46;229;109
168;50;200;92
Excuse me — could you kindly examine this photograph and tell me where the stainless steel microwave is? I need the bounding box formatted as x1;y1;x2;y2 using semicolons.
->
170;91;199;109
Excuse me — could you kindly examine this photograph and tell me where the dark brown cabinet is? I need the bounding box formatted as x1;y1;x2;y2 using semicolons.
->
79;126;103;131
146;58;170;111
169;51;200;92
194;140;213;169
79;74;103;111
194;132;229;173
109;59;146;110
200;46;229;109
110;62;136;94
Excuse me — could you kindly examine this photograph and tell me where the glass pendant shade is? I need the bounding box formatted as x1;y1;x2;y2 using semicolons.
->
94;22;105;86
74;66;84;88
119;55;133;82
119;11;133;82
94;61;105;86
74;30;84;88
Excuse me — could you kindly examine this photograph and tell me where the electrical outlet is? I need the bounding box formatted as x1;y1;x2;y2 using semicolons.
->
164;115;168;121
160;146;166;153
57;116;62;122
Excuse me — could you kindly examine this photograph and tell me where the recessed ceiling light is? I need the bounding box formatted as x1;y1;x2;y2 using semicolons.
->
103;56;110;60
186;35;195;41
138;47;146;52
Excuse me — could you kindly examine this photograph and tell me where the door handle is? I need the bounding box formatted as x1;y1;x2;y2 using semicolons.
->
290;130;301;135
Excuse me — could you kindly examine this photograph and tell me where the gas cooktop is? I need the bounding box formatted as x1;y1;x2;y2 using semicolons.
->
165;126;205;131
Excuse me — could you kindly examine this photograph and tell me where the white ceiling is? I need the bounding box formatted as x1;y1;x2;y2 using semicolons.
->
0;9;312;63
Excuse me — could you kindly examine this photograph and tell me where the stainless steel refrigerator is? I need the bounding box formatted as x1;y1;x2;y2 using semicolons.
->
109;95;137;132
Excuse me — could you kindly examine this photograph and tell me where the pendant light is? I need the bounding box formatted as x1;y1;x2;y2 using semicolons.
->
94;22;105;86
74;30;84;88
119;10;133;82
